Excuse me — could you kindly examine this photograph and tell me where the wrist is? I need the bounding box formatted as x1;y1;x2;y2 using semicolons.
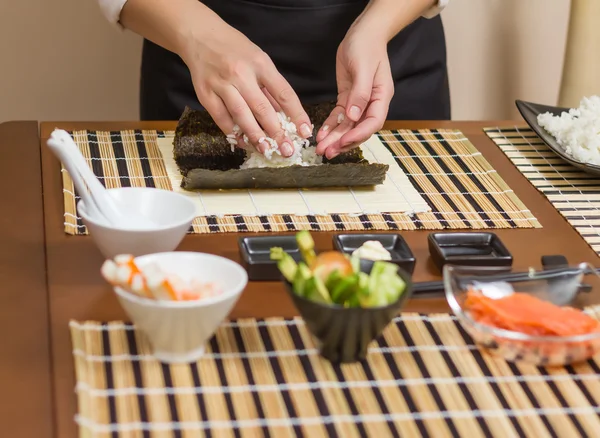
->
346;14;389;46
351;0;438;43
175;4;227;64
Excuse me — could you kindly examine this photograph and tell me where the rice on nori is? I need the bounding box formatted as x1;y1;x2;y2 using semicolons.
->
173;103;388;190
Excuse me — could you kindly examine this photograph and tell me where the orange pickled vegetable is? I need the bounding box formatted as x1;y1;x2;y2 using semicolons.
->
464;289;600;336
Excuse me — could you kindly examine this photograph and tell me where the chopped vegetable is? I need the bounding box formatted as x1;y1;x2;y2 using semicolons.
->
101;254;222;302
296;230;316;266
270;247;297;282
310;251;353;282
271;231;407;308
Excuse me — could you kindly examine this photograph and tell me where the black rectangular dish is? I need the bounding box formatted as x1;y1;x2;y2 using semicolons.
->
427;232;512;271
332;233;416;274
238;236;302;281
173;104;389;190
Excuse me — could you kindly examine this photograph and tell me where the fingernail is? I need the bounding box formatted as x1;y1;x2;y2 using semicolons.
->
337;113;345;124
300;123;312;138
349;106;361;121
281;142;294;157
322;125;329;132
258;141;269;154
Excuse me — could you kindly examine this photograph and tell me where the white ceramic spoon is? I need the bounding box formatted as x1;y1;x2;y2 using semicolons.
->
46;129;158;230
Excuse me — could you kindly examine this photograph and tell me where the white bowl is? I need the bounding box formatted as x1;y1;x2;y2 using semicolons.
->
78;187;197;259
113;252;248;363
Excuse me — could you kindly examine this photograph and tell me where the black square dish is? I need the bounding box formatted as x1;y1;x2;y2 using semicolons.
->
332;233;416;274
238;236;301;281
427;232;512;271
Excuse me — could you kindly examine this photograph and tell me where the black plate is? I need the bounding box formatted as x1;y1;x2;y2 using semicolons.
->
238;236;302;281
427;232;512;271
332;233;416;274
515;99;600;176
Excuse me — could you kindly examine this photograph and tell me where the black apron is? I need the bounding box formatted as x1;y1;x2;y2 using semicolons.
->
139;0;451;121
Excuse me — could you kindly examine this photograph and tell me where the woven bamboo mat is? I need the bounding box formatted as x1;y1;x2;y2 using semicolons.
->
71;308;600;438
485;126;600;255
61;129;539;235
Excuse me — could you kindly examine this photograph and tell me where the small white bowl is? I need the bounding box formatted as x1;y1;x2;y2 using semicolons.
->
78;187;197;259
113;252;248;363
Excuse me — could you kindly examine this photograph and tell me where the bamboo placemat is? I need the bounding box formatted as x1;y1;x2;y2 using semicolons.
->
485;126;600;255
61;129;540;235
71;307;600;438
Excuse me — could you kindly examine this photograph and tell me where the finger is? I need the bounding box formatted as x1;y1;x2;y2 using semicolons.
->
345;65;376;122
316;105;346;144
261;70;313;139
217;85;273;155
315;117;354;157
339;67;393;147
339;99;387;147
262;87;282;112
236;82;294;157
200;92;253;151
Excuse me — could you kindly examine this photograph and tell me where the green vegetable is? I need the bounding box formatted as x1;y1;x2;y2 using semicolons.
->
270;247;297;283
330;274;359;303
360;261;406;307
296;230;316;266
292;262;312;296
273;232;408;309
350;255;361;273
325;269;343;291
270;246;285;260
304;275;332;304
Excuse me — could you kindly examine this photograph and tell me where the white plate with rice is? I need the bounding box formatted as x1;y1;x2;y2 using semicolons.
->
516;97;600;176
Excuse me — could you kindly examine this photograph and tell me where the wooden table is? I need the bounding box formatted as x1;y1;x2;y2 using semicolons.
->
3;119;600;438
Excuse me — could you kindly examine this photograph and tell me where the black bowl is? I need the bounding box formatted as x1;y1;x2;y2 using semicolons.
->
282;260;414;363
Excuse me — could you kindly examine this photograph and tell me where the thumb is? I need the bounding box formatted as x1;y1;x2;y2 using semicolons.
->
345;66;374;122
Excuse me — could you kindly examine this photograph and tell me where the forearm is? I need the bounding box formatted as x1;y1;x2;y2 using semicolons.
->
119;0;226;61
350;0;438;42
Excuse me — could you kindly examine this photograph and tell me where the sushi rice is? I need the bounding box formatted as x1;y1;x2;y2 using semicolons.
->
537;95;600;165
229;112;323;169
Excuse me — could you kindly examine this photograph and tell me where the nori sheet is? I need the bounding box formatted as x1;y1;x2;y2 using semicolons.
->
173;103;389;189
182;162;389;190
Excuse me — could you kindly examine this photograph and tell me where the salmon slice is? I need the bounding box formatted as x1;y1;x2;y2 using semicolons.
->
465;289;600;336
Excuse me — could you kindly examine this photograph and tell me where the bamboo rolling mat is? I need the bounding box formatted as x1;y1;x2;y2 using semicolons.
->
71;308;600;438
485;126;600;255
61;129;540;235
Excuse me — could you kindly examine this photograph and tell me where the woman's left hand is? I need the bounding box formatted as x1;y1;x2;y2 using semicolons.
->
315;27;394;159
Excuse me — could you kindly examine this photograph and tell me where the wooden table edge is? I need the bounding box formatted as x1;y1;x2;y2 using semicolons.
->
0;120;54;438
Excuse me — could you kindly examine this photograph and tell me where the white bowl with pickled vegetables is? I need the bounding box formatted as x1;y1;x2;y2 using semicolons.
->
78;187;197;259
101;252;247;363
271;231;414;363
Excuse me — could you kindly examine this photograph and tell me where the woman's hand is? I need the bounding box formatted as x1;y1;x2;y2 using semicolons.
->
182;23;312;156
315;27;394;159
315;0;437;159
121;0;312;156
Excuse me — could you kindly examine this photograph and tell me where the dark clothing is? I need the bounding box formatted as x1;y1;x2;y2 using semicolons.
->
139;0;451;121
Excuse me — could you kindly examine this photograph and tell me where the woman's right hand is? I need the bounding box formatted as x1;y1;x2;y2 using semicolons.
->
180;22;312;157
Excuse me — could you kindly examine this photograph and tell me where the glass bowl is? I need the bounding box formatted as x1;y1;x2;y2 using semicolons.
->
443;263;600;366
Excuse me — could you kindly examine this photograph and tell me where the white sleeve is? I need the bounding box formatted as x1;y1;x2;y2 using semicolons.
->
422;0;449;19
98;0;128;27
